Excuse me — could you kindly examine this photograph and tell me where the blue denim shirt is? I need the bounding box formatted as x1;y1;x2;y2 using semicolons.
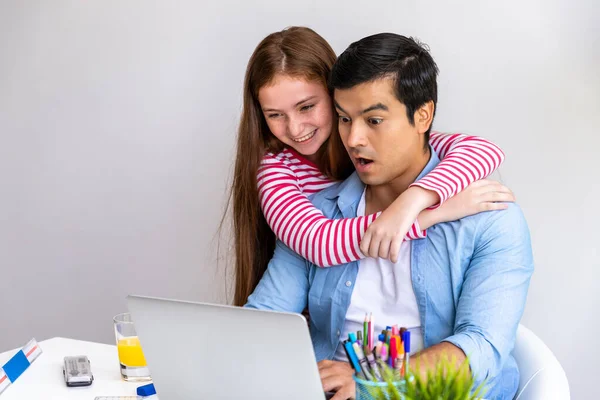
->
246;149;534;399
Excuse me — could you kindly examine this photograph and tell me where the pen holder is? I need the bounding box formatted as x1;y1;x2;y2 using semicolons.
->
354;375;407;400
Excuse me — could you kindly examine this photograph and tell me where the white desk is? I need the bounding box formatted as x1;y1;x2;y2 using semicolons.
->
0;337;147;400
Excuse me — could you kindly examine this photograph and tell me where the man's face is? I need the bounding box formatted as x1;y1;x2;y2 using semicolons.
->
334;78;426;187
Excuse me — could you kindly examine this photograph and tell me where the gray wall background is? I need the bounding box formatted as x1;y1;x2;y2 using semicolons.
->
1;0;598;398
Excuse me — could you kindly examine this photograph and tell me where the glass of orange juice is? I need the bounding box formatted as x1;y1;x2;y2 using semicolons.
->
113;313;151;382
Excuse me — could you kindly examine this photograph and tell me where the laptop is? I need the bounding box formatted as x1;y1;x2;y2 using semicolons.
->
127;295;329;400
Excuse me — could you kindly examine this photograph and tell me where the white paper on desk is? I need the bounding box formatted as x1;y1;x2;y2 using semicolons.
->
0;367;10;395
0;338;43;396
22;339;42;363
94;396;159;400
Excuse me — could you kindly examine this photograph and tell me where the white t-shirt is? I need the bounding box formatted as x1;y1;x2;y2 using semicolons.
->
334;189;424;361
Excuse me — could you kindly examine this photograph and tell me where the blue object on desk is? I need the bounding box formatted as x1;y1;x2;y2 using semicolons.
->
3;350;30;382
348;332;357;343
137;383;156;396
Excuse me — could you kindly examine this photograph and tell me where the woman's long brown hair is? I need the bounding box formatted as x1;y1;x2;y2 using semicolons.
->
229;27;354;306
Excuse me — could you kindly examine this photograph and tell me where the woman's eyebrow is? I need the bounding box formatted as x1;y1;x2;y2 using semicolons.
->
263;95;318;112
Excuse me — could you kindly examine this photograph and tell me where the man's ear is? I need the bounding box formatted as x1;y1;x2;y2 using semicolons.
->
414;101;435;134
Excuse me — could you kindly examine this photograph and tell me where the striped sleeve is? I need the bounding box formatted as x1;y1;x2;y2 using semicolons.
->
410;132;506;206
258;155;425;267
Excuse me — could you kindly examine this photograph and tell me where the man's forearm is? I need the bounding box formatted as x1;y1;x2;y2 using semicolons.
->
410;341;467;381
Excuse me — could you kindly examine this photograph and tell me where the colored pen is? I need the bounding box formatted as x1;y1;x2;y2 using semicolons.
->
389;336;397;368
352;342;374;381
363;314;368;351
380;342;388;362
365;347;383;381
344;341;366;379
375;342;383;359
396;338;405;376
368;313;374;350
349;332;357;343
403;331;411;375
395;336;402;369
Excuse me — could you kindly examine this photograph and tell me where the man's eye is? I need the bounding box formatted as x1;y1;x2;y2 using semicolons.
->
338;116;350;124
300;104;315;112
369;118;383;125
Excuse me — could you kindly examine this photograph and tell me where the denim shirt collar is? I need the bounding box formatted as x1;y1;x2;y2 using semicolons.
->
326;146;441;218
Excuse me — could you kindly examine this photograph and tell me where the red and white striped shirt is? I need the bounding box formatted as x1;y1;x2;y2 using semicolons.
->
257;132;505;267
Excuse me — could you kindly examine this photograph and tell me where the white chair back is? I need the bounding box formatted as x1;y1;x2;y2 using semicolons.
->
512;324;570;400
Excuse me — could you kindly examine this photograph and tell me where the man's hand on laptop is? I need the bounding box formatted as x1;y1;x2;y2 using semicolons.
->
318;360;355;400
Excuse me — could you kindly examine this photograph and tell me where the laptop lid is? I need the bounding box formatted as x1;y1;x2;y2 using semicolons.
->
127;295;326;400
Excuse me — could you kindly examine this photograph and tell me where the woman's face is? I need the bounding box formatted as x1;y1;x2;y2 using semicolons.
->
258;75;333;160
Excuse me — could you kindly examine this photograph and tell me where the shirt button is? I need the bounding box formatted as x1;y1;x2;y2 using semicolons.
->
337;330;341;336
345;281;352;287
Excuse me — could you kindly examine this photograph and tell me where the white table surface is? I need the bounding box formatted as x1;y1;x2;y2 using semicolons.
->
0;337;148;400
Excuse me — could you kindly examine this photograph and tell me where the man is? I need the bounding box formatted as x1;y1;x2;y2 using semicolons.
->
246;33;534;400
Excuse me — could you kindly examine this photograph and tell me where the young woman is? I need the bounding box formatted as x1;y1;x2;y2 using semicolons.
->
231;27;512;306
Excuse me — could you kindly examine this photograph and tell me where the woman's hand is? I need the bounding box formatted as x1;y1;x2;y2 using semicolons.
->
360;181;515;263
420;179;515;227
360;186;438;263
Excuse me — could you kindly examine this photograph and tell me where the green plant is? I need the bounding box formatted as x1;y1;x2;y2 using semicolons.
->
361;355;486;400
